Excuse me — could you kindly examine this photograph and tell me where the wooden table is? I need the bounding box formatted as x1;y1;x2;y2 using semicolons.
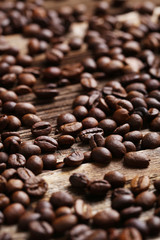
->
1;0;160;239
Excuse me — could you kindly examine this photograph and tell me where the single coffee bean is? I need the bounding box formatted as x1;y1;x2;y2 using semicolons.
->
14;102;36;117
3;203;25;224
130;176;150;194
0;194;10;210
127;114;143;130
14;85;32;96
0;91;18;103
64;151;84;167
35;200;53;212
3;136;21;154
124;152;150;168
79;128;104;142
135;191;156;210
124;218;148;237
50;191;74;208
1;132;20;142
17;167;35;181
18;73;36;87
1;168;17;180
89;134;105;149
123;141;136;152
19;142;41;158
29;220;53;240
82;117;98;129
26;155;43;175
119;227;142;240
60;122;82;135
67;224;90;240
34;136;58;153
18;211;41;231
104;171;126;188
147;216;160;236
8;153;26;168
53;214;78;233
124;131;142;144
2;101;16;115
42;154;57;170
46;48;64;65
87;180;111;196
112;194;135;210
25;176;48;197
80;74;97;90
88;107;106;121
55;207;72;218
22;114;41;127
69;173;90;188
105;137;126;158
0;115;9;132
141;132;160;149
7;115;21;131
74;199;92;221
73;95;89;108
91;147;112;164
120;206;142;220
113;123;130;136
93;209;120;228
6;179;24;193
31;121;52;137
11;191;30;206
58;135;75;148
0;176;6;193
113;108;129;125
57;113;77;127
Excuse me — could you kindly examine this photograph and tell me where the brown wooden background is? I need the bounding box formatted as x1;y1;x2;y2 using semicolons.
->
1;0;160;239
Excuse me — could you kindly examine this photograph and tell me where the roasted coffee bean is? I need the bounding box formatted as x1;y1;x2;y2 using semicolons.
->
120;206;142;220
82;117;98;129
42;154;57;170
14;102;36;117
34;136;58;152
37;208;55;223
0;91;18;103
150;116;160;131
34;87;59;99
119;227;142;240
124;152;150;168
73;106;88;121
89;107;106;121
113;108;129;125
1;168;17;180
29;220;53;240
17;54;33;67
141;132;160;149
60;122;82;135
80;74;97;90
55;207;72;218
79;128;104;142
18;211;41;231
69;173;90;188
17;167;35;181
69;37;82;50
19;142;41;158
0;73;17;88
43;66;61;80
73;95;89;108
87;180;111;196
64;151;84;167
82;57;97;72
11;191;30;206
50;191;74;208
127;114;143;130
2;101;16;115
135;191;156;210
124;131;142;144
112;194;135;210
91;147;112;164
46;48;64;65
3;203;25;224
18;73;36;87
93;209;120;228
112;188;133;199
89;134;105;149
8;153;26;168
0;176;6;193
0;115;9;132
22;114;41;127
123;141;136;152
26;155;43;175
35;200;53;212
147;216;160;236
105;137;126;158
74;199;92;221
31;121;52;137
58;135;75;148
131;176;150;194
154;178;160;191
104;171;126;188
3;136;21;154
6;115;21;131
1;132;20;142
6;179;24;193
98;119;117;135
113;123;130;136
57;113;77;127
25;176;48;197
53;214;78;233
0;194;10;210
124;218;148;237
67;224;90;240
61;63;84;79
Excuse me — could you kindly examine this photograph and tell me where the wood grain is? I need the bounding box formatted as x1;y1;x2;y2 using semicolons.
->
1;1;160;239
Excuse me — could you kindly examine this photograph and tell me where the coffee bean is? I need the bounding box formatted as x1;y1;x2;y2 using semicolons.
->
105;136;126;158
22;114;41;127
17;167;35;181
124;152;150;168
35;200;53;212
53;214;78;233
141;132;160;149
120;206;142;220
0;115;9;132
135;191;156;210
34;136;58;153
11;191;30;206
127;114;143;130
57;113;77;127
98;119;117;134
112;194;135;210
46;48;64;65
60;122;82;135
25;176;48;197
93;209;120;228
69;173;90;188
73;106;88;121
73;95;89;108
104;171;126;188
29;220;53;240
89;134;105;149
91;147;112;164
123;141;136;152
2;101;16;115
42;154;57;170
89;107;106;121
0;176;6;193
34;87;59;99
82;57;97;72
67;224;90;240
150;116;160;131
4;136;21;154
74;199;92;221
3;203;25;224
7;115;21;131
8;153;26;168
61;63;84;79
6;179;24;193
0;194;10;210
124;131;142;144
113;108;129;125
113;123;130;136
1;132;20;142
14;102;36;117
18;73;36;87
55;206;72;218
50;191;74;208
64;151;84;167
119;227;142;240
147;216;160;236
124;218;148;237
79;128;104;142
58;135;75;148
19;142;41;158
31;121;52;137
82;117;98;129
80;74;97;90
87;180;111;196
0;91;18;103
1;168;17;180
130;176;150;194
26;155;43;175
18;211;41;231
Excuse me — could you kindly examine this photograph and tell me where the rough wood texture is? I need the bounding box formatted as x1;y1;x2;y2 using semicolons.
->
1;0;160;239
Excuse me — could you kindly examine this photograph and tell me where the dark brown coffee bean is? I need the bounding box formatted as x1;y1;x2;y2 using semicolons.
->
105;137;126;158
79;127;104;142
0;73;17;88
55;207;72;218
18;211;41;231
112;194;135;210
25;176;48;197
11;191;30;206
17;167;35;181
50;191;74;208
18;73;36;87
1;169;17;180
17;54;33;67
26;155;43;175
22;114;41;127
46;48;64;65
60;122;82;135
58;135;75;148
147;216;160;236
8;153;26;168
43;66;61;80
73;106;88;121
61;63;84;79
34;87;59;99
1;132;20;142
89;107;106;121
67;224;90;240
74;199;92;221
0;194;10;210
113;123;130;136
3;203;25;224
125;218;148;237
29;220;53;240
37;207;55;223
3;136;21;154
135;191;156;209
9;65;23;74
120;206;142;220
57;113;77;127
150;116;160;131
19;142;41;158
87;180;111;196
69;37;82;50
73;95;89;108
82;57;97;72
2;101;16;115
93;209;120;228
89;134;105;149
98;119;117;134
14;102;36;117
6;179;23;193
104;171;126;188
91;147;112;164
69;173;90;188
35;200;53;212
0;115;9;132
123;141;136;152
53;214;78;233
119;227;142;240
141;132;160;149
34;136;58;153
127;114;143;130
113;108;129;125
64;151;84;167
131;176;150;194
124;131;142;144
42;154;57;170
31;121;52;137
0;91;18;103
124;152;150;168
6;115;21;131
0;176;6;193
82;117;98;129
80;74;97;90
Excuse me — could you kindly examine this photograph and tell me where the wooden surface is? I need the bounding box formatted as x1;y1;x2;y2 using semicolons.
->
1;0;160;239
